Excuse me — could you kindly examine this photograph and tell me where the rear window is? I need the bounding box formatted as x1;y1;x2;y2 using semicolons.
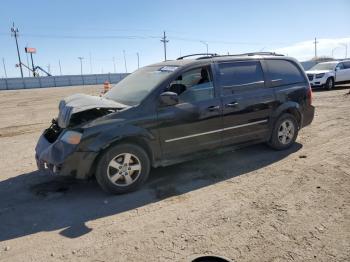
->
218;61;265;93
266;60;305;87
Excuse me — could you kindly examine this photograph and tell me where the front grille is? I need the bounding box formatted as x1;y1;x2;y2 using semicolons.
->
307;74;314;81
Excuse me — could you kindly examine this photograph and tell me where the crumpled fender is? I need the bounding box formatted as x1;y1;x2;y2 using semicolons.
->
35;134;78;165
80;119;155;152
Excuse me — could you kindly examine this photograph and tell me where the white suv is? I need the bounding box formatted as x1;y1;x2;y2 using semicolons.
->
305;60;350;90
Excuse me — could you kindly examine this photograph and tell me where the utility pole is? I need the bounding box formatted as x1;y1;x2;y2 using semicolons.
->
136;52;139;69
47;64;51;75
11;23;23;78
123;50;127;73
160;31;169;61
78;57;84;75
25;47;31;76
200;41;209;55
2;58;7;78
313;37;318;59
58;60;62;75
112;56;116;73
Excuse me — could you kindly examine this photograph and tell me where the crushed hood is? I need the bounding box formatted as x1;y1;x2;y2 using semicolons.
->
57;93;126;128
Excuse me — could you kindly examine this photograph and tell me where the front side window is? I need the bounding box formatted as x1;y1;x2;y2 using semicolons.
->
218;61;265;95
105;66;178;106
336;63;344;70
168;66;214;103
266;60;305;87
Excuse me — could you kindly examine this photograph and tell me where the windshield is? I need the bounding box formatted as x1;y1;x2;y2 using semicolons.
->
310;62;337;71
104;66;178;105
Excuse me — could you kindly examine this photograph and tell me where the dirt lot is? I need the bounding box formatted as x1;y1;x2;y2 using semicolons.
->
0;84;349;262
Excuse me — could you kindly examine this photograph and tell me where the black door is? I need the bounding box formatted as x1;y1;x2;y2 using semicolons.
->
157;65;223;159
216;60;276;146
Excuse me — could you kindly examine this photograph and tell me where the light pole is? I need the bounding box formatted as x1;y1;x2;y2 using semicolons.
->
78;57;84;75
58;60;62;75
200;41;209;55
123;50;127;73
2;58;7;78
136;52;139;69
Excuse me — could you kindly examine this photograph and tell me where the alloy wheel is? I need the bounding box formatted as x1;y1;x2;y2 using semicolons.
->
107;153;142;186
277;119;295;145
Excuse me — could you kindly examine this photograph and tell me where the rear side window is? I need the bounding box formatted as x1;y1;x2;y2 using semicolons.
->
218;61;265;94
266;60;305;87
343;61;350;69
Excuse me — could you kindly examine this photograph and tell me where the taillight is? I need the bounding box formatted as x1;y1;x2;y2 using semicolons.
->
307;85;312;105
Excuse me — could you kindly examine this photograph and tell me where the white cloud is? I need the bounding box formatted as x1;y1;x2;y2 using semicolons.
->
274;37;350;61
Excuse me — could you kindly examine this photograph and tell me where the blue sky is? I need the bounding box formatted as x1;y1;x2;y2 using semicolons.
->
1;0;349;77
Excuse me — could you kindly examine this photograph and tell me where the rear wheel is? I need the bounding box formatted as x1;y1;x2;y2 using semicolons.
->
268;113;298;150
325;77;334;90
95;143;150;194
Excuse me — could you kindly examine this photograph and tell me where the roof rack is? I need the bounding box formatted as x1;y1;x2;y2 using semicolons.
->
220;52;284;57
176;53;218;60
176;52;284;61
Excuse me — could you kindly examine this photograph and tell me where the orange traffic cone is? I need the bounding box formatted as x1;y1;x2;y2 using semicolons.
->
102;81;111;94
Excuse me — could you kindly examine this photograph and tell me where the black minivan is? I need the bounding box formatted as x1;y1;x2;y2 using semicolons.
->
35;52;315;194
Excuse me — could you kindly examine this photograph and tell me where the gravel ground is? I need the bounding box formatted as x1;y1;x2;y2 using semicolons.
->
0;84;349;262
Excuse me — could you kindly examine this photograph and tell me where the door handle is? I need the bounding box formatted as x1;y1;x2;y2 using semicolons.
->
225;101;238;107
207;105;220;111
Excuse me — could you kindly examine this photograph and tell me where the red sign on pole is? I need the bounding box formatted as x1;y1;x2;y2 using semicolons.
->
25;47;36;53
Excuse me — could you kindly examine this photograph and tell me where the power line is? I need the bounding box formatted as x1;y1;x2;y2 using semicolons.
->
11;23;24;78
160;31;169;61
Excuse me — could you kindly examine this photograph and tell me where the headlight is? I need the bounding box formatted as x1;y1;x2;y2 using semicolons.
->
315;73;325;78
60;131;82;144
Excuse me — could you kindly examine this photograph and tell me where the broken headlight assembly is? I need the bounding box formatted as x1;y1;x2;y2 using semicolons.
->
60;130;82;145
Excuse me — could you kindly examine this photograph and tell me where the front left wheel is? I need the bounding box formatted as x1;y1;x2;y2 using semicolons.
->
324;77;334;90
95;143;150;194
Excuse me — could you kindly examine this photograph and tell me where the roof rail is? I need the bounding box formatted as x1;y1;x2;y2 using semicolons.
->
221;52;284;57
176;52;284;61
244;52;284;56
176;53;218;60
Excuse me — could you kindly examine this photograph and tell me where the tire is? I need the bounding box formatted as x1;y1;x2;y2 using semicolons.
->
268;113;298;150
324;77;334;90
95;143;150;194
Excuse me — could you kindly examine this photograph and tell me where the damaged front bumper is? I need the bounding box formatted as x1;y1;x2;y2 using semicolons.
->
35;126;98;179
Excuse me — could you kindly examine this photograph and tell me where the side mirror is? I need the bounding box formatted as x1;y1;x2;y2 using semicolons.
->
335;67;339;71
159;91;179;106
